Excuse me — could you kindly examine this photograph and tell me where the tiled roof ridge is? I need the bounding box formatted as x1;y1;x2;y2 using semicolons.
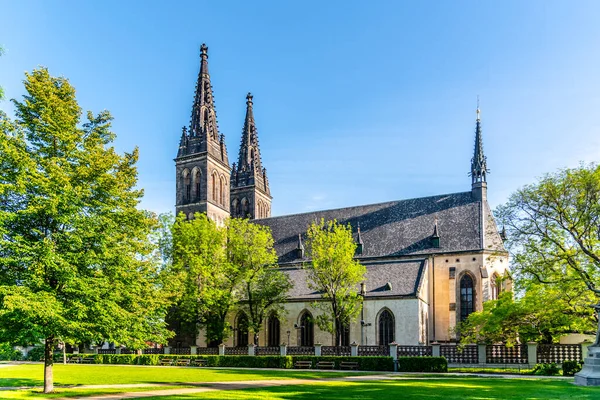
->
260;190;473;222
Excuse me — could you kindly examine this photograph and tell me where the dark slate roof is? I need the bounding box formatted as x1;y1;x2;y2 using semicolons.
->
282;259;427;301
255;191;506;264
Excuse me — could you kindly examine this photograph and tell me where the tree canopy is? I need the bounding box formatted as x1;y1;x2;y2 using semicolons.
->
481;163;600;345
168;214;289;346
0;69;172;392
305;219;366;346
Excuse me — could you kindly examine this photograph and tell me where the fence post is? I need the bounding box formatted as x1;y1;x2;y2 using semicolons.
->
431;342;440;357
94;347;99;355
478;344;486;364
314;343;322;356
219;343;226;356
527;342;537;367
163;346;171;355
389;342;398;372
280;344;287;357
190;346;197;356
351;342;359;357
115;347;121;355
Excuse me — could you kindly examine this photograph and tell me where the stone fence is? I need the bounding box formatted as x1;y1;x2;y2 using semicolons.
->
106;342;588;367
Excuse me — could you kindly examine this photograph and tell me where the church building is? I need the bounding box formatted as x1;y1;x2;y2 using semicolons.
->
174;45;511;347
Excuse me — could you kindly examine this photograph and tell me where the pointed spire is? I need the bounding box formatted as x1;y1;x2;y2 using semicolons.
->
231;92;270;196
470;100;488;185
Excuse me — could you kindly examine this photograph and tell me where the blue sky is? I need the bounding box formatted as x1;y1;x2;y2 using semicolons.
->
2;1;600;216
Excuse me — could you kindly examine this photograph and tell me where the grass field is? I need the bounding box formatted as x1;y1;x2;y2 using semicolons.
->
0;363;356;387
0;363;597;399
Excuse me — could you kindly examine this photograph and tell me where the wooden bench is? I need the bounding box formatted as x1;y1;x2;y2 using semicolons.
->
294;360;312;369
81;357;95;364
316;361;335;369
176;358;191;366
339;361;359;370
191;359;207;367
159;357;174;366
67;356;82;364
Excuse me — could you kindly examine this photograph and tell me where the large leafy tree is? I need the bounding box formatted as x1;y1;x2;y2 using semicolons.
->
169;214;290;346
305;219;366;346
495;163;600;345
0;69;172;393
228;218;290;345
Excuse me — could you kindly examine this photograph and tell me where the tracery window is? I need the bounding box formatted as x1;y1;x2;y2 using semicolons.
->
236;312;248;347
460;274;475;321
299;311;314;347
267;313;280;347
378;309;395;346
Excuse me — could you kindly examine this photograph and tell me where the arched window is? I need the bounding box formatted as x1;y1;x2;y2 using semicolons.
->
267;313;280;347
236;312;248;347
378;309;395;345
193;169;201;201
182;169;191;203
299;311;314;347
460;274;475;321
491;273;501;300
220;176;226;205
241;197;249;218
212;172;218;203
231;198;239;217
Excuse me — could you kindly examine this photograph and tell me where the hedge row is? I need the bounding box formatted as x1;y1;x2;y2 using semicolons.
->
397;356;448;372
53;354;397;371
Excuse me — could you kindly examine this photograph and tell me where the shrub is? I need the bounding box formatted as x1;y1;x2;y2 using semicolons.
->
562;360;583;376
397;356;447;372
0;343;23;361
531;363;561;376
25;346;45;361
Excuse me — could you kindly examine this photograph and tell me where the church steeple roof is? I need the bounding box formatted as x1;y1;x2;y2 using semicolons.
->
470;103;488;185
231;93;270;195
176;44;228;164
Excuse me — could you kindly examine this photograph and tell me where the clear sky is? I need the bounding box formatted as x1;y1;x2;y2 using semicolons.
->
2;1;600;216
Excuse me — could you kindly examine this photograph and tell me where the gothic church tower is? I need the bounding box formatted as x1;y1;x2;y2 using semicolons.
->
230;93;272;219
175;44;231;224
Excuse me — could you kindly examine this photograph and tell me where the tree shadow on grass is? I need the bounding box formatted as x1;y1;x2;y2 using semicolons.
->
142;379;599;400
0;378;41;388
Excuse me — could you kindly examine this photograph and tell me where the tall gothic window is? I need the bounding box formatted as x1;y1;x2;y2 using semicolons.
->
241;197;249;218
267;313;280;347
299;311;314;347
231;198;239;217
212;172;218;203
378;309;395;345
460;274;475;321
182;170;191;203
491;273;501;300
194;169;201;201
220;176;226;205
236;312;248;347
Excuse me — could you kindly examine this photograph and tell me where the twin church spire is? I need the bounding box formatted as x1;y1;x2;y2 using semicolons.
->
175;44;271;222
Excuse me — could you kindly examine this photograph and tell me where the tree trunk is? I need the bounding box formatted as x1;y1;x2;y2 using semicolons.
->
62;341;66;365
43;336;54;393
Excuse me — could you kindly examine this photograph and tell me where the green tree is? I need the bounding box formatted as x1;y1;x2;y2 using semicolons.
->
0;69;172;393
305;219;366;346
228;218;291;344
170;213;231;345
496;163;600;345
459;281;596;345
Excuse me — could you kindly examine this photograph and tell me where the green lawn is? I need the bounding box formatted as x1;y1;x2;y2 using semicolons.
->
143;379;599;400
0;363;362;387
0;364;596;400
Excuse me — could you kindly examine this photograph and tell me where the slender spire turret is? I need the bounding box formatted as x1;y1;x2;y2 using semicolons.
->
470;102;488;185
470;101;489;201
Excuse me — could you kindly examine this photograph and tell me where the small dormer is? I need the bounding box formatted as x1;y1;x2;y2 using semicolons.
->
296;233;304;259
356;223;364;255
431;217;440;248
